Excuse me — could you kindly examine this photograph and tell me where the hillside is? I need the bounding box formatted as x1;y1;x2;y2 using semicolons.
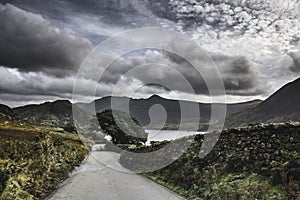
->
79;95;261;130
0;104;16;122
0;123;89;199
8;95;261;130
10;95;261;130
226;78;300;128
13;100;88;128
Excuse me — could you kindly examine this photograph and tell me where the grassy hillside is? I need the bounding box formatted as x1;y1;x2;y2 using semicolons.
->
120;123;300;199
0;104;16;122
0;122;89;199
226;78;300;128
13;100;90;128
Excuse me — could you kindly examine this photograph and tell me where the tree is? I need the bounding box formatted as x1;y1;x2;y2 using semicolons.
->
97;110;148;144
63;122;78;134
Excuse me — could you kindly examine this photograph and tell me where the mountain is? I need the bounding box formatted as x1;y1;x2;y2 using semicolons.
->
11;95;261;130
14;100;77;127
0;104;15;122
226;78;300;128
78;95;261;130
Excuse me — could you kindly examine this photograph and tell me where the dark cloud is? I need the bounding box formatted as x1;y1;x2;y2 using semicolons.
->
209;54;266;95
97;48;268;96
0;0;162;27
163;39;268;96
0;0;297;106
288;52;300;73
0;66;114;105
0;66;170;107
0;3;92;77
193;55;267;96
0;0;72;20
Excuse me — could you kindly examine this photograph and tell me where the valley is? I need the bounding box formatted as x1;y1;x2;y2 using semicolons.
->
0;78;300;199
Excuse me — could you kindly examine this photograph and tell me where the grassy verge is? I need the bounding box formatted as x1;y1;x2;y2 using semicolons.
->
121;123;300;199
144;169;287;200
0;123;89;199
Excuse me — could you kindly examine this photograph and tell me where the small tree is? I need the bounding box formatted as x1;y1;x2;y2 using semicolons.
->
63;122;78;134
97;110;148;145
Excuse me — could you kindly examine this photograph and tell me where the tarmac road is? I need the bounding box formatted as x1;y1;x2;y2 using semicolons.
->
46;151;185;200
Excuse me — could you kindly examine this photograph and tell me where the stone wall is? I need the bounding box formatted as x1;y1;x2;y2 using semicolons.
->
185;124;298;187
121;122;300;179
199;123;299;171
120;122;300;199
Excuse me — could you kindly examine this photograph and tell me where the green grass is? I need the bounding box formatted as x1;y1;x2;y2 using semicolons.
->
121;123;300;199
0;123;89;200
144;170;287;200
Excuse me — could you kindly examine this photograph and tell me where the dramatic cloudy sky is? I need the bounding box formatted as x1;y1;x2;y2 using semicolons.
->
0;0;299;107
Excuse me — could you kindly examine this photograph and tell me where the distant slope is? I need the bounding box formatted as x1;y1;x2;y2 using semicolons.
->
0;104;15;122
13;100;86;127
226;78;300;128
11;95;261;130
78;95;261;129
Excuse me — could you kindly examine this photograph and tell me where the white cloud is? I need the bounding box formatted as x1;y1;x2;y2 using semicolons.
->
0;0;299;105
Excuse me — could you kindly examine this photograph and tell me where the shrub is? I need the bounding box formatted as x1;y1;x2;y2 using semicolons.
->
97;110;148;145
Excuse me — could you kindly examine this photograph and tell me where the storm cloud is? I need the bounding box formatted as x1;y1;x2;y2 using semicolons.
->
0;0;298;106
96;46;268;96
0;3;92;77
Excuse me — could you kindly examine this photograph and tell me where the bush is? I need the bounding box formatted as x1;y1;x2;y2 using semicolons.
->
63;122;77;133
97;110;148;145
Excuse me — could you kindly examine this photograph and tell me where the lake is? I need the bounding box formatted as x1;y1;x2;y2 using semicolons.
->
146;129;205;145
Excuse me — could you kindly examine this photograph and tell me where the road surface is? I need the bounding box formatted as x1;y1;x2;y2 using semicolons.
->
46;151;185;200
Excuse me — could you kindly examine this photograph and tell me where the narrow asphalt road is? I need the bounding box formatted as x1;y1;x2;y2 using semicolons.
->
46;151;185;200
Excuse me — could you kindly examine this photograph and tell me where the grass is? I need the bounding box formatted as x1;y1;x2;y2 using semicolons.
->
0;122;89;199
121;123;300;199
144;170;287;200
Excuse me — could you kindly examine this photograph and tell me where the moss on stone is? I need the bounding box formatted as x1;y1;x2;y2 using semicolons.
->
121;123;300;199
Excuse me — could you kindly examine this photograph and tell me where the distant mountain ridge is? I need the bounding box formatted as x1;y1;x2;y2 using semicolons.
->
226;77;300;128
78;95;261;130
9;75;300;130
13;100;75;127
9;95;261;130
